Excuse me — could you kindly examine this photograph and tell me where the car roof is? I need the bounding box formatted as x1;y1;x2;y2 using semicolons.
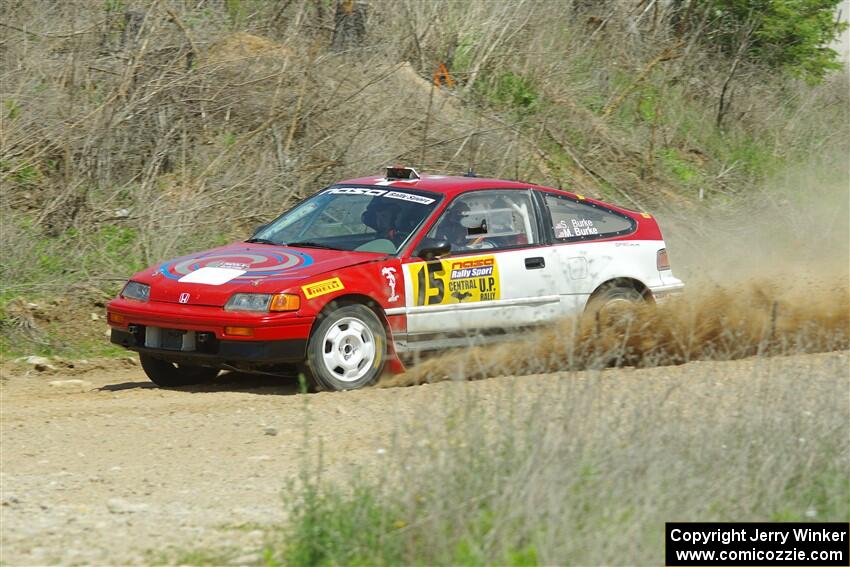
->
335;172;646;219
336;173;561;200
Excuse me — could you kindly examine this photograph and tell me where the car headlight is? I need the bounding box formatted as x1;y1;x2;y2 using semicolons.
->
224;293;300;312
121;281;150;302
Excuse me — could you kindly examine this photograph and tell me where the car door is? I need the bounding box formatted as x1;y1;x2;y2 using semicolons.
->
401;189;560;336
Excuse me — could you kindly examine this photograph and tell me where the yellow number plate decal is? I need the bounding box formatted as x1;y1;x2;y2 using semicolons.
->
409;255;500;306
302;277;344;299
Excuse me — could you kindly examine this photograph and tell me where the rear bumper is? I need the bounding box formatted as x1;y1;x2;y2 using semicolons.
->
650;279;685;303
111;328;307;365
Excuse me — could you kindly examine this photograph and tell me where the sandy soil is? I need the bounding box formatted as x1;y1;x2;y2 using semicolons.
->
1;351;848;565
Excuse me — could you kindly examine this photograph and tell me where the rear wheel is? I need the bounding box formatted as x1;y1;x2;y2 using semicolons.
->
586;283;647;319
305;303;387;391
139;354;219;387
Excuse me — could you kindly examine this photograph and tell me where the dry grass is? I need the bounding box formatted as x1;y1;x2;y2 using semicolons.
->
384;280;849;388
2;1;847;299
274;350;849;565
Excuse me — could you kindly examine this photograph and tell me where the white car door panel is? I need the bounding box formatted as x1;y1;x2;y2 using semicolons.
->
398;188;566;335
402;247;559;334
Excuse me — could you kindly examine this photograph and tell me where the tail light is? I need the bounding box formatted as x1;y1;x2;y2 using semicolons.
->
657;248;670;271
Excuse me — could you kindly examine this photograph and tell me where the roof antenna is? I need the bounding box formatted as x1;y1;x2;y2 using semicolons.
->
466;112;482;180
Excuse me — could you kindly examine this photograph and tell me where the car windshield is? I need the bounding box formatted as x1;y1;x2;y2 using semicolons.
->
251;186;441;254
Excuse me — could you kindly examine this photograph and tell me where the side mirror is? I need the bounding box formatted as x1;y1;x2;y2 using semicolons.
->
416;241;451;260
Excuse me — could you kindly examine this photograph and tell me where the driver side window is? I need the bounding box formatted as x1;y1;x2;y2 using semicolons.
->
426;190;539;253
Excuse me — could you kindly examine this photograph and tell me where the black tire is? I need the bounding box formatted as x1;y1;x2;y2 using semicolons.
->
139;354;219;387
586;283;646;318
305;303;387;391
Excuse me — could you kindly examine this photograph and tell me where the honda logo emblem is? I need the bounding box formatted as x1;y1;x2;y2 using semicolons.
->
178;292;190;304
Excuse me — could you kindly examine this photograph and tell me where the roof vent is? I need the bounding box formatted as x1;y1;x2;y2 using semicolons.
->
385;166;420;181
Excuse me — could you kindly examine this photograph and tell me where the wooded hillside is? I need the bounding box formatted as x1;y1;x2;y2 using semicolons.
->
1;0;847;357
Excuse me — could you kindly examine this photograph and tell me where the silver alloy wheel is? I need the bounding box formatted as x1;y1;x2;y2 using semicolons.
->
598;297;640;321
600;297;635;310
589;285;645;320
321;316;376;383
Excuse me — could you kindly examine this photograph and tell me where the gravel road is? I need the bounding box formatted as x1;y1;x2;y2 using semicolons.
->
2;351;848;565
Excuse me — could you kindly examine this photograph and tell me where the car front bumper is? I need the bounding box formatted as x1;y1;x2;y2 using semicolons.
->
110;328;307;365
107;298;314;366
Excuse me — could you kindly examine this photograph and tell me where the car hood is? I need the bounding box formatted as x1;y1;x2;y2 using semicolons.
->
137;242;383;307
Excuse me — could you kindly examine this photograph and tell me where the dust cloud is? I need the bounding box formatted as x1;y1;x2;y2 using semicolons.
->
657;156;849;287
384;159;850;387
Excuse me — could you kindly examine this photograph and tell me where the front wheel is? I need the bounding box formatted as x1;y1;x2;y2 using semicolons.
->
305;304;387;391
139;354;219;387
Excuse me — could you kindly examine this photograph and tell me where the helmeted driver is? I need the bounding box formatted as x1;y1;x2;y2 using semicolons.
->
362;199;403;244
433;201;492;251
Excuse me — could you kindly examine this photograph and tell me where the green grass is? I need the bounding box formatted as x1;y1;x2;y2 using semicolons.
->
0;311;127;360
269;482;406;566
257;357;849;565
2;216;141;289
596;73;787;197
260;478;547;567
0;212;239;358
478;71;540;116
0;339;126;361
659;147;704;186
0;158;44;187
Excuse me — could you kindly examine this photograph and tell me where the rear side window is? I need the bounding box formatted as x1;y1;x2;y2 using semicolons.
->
543;193;634;241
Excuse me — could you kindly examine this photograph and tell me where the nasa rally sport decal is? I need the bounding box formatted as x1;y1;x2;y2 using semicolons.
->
408;255;500;306
159;249;313;284
326;187;435;205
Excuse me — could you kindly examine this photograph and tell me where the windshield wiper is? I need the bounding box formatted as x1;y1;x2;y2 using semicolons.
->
286;241;343;251
245;237;279;245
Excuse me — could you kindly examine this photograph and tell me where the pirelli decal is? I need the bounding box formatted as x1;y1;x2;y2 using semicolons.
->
302;277;344;299
409;255;500;306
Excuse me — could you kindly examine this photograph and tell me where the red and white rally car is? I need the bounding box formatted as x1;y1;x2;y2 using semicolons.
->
107;167;683;390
